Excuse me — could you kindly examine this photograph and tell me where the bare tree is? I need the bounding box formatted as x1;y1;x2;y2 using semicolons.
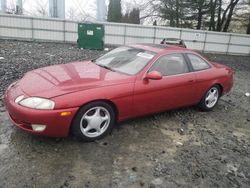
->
184;0;211;30
5;0;16;14
247;17;250;34
67;0;96;22
131;0;243;33
209;0;241;32
233;0;250;34
67;7;76;20
34;0;48;17
245;0;250;34
223;0;240;32
124;1;160;25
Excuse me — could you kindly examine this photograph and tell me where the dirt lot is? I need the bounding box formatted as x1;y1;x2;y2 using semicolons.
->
0;40;250;188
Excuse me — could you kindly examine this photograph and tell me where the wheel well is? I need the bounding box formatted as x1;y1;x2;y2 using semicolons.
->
198;83;224;104
214;83;223;96
68;99;119;136
81;99;119;121
100;99;119;120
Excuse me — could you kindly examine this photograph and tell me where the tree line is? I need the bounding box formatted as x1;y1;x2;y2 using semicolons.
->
107;0;140;24
107;0;250;34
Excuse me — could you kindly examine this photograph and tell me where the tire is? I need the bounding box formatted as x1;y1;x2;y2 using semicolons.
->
71;101;116;142
198;85;221;112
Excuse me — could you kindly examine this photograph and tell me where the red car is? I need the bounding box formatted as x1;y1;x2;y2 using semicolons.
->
3;44;233;141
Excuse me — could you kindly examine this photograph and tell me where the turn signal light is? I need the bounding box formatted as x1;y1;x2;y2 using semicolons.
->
60;112;71;116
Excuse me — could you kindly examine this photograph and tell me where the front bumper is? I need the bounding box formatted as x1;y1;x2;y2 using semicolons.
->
3;84;79;137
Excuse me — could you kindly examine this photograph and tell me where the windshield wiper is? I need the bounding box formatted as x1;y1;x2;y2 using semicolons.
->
96;64;115;72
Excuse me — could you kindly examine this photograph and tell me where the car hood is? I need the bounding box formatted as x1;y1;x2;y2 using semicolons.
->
19;61;133;98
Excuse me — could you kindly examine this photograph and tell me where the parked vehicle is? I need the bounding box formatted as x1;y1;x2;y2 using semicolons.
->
4;44;233;141
160;38;187;48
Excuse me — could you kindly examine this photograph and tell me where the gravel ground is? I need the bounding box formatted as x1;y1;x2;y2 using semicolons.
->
0;39;250;188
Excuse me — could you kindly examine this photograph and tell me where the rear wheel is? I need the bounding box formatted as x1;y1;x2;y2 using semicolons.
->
198;85;220;111
71;101;115;142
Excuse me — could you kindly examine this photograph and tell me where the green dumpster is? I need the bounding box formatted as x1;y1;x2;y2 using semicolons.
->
77;23;104;50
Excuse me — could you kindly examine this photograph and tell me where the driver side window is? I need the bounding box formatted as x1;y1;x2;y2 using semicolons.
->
150;53;189;76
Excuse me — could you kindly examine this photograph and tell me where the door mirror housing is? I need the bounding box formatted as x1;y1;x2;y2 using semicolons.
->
145;71;163;80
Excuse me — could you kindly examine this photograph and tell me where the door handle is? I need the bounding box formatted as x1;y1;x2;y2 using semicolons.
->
188;80;194;83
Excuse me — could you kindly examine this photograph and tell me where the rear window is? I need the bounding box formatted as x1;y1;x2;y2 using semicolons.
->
187;54;210;71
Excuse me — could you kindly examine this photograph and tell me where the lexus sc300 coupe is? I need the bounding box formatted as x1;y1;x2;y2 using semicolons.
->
4;44;233;141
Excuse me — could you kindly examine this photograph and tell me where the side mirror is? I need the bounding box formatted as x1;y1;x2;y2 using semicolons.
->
145;71;163;80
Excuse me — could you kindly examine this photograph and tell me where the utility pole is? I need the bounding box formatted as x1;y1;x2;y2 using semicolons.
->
0;0;6;13
49;0;65;19
97;0;106;22
16;0;23;14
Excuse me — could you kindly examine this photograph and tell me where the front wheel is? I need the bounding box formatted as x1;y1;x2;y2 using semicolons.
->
71;101;115;142
198;85;221;111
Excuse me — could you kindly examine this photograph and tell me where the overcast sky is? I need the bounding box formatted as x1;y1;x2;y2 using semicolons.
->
3;0;142;21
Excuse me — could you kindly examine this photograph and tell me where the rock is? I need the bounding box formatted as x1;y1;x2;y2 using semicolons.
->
0;57;4;60
128;175;136;181
68;176;75;181
0;144;8;155
237;172;246;179
219;155;228;163
132;167;137;172
227;164;238;175
64;181;69;187
139;181;145;187
85;181;91;187
149;184;156;188
176;141;183;146
178;128;185;135
151;178;163;186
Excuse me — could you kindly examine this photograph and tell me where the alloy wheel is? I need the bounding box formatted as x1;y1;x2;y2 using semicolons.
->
79;106;111;138
205;87;219;108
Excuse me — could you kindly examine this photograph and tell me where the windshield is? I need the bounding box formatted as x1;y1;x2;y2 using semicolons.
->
94;46;156;75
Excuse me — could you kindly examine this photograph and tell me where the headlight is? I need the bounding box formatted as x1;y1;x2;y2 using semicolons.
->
16;97;55;110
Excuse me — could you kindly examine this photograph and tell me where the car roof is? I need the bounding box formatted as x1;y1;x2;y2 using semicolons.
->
128;43;192;54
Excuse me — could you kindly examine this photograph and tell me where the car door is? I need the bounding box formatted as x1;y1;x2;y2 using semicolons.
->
133;53;196;117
